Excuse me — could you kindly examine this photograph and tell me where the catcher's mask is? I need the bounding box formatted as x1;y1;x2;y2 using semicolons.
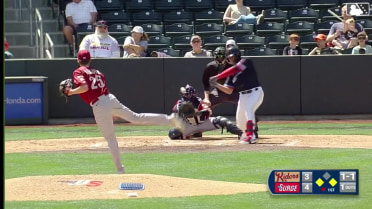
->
226;46;241;63
213;46;226;65
180;84;196;100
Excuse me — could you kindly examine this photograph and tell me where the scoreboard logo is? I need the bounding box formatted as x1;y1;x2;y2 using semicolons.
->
275;183;300;193
346;3;370;16
275;172;300;182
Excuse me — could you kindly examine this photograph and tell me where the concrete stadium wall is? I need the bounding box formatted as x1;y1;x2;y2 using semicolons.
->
4;55;372;119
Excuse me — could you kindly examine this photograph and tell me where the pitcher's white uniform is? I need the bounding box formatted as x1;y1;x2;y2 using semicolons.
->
79;34;120;58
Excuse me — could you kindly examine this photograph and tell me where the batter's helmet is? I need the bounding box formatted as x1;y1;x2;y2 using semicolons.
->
226;46;241;61
180;84;196;100
168;128;183;140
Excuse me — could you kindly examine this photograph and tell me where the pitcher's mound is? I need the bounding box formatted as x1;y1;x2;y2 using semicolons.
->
5;174;267;201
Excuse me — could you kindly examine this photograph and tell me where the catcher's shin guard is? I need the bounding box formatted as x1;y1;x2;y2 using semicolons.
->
213;116;243;137
168;128;184;140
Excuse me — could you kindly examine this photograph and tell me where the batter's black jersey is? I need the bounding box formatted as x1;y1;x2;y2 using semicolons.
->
202;60;232;91
225;58;261;92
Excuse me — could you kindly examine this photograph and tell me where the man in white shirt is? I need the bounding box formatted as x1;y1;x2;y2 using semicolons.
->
63;0;97;56
79;20;120;58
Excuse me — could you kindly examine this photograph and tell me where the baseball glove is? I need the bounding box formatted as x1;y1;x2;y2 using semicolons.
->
178;102;196;118
59;78;73;103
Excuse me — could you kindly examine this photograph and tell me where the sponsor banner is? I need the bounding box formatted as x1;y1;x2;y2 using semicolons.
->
275;171;300;182
275;183;300;193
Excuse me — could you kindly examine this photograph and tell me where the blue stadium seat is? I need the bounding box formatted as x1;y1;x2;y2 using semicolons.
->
164;23;194;37
172;35;193;52
300;33;317;49
156;48;181;57
203;34;229;50
194;9;224;24
320;6;342;21
125;0;153;12
148;35;172;51
108;24;132;40
289;8;320;23
308;0;340;10
263;8;288;23
277;0;308;11
245;0;276;11
234;35;266;50
131;10;162;25
94;0;123;12
267;34;290;49
256;22;285;36
357;19;372;34
316;20;340;34
224;23;254;37
244;47;277;56
185;0;214;12
195;23;225;38
99;10;131;25
163;10;194;25
154;0;184;12
141;23;164;37
286;21;315;35
214;0;235;12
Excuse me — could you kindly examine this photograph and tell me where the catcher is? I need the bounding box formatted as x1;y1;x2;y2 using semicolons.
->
169;84;243;140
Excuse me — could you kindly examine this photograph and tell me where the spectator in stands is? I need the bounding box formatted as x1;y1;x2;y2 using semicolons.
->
226;39;237;48
79;20;120;58
282;34;303;55
4;37;14;59
352;32;372;54
63;0;97;56
184;35;212;57
309;34;341;55
223;0;264;25
326;5;363;50
122;26;149;58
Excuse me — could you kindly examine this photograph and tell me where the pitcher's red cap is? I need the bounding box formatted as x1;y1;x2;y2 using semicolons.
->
77;50;91;61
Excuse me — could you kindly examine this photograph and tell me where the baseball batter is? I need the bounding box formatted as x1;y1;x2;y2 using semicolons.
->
79;20;120;58
168;84;242;140
61;50;184;174
209;46;264;144
202;46;259;138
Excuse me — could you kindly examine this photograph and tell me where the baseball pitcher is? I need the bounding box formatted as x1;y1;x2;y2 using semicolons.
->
168;84;243;140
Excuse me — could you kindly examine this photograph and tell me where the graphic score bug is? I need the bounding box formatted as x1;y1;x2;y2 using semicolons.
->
267;170;359;195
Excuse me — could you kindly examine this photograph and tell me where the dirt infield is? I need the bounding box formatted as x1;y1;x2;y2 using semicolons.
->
5;134;372;201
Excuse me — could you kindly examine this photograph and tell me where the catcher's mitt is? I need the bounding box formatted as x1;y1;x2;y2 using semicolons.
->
59;78;73;103
178;102;196;118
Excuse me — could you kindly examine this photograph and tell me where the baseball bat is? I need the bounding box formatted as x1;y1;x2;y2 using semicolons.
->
327;9;344;21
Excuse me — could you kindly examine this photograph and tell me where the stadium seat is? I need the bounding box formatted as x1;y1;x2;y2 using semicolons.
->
302;48;310;55
108;24;132;40
244;47;277;56
340;0;372;4
286;21;315;35
184;0;214;12
299;33;317;49
320;6;342;21
234;35;265;50
148;35;172;51
214;0;235;12
195;23;224;38
164;23;194;37
156;48;181;57
263;8;288;23
316;20;340;34
289;8;320;23
245;0;276;11
141;23;164;36
224;23;254;37
194;9;224;24
276;0;308;11
154;0;184;12
125;0;153;12
256;22;285;36
203;35;229;50
131;10;162;25
308;0;340;10
94;0;123;12
172;35;192;52
99;10;131;25
267;34;290;49
357;19;372;34
163;10;194;25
